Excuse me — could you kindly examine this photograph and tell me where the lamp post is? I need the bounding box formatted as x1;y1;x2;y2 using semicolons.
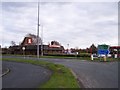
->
37;2;40;58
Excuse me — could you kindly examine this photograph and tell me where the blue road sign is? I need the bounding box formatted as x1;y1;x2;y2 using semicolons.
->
98;49;109;55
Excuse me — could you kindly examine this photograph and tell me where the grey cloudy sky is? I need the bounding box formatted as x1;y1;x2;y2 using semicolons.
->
1;1;118;49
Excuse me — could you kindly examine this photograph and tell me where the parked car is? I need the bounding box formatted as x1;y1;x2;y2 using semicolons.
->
98;54;112;58
98;54;105;58
107;54;112;58
93;54;98;58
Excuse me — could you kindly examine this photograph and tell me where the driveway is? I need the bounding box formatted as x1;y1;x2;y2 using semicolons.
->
2;61;52;88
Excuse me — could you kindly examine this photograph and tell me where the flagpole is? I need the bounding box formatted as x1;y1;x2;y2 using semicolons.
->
37;2;40;58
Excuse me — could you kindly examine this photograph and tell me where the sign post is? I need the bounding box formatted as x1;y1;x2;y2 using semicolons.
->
22;47;25;59
98;44;109;61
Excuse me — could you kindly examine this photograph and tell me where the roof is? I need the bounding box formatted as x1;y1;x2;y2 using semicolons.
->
21;37;33;45
110;46;120;49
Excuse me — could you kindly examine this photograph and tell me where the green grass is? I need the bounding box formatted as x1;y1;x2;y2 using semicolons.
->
40;56;119;62
40;55;78;59
92;57;119;62
3;54;119;61
2;58;80;88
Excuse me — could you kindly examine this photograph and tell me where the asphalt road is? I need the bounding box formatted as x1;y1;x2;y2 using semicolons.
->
41;58;118;88
45;59;118;88
2;61;52;88
2;56;118;88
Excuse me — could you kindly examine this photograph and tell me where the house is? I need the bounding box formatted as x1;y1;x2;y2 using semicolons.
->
8;34;64;55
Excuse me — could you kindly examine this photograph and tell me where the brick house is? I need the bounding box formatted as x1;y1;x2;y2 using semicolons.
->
8;34;64;55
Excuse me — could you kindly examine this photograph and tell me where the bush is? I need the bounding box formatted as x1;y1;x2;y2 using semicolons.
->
78;53;91;57
44;53;91;58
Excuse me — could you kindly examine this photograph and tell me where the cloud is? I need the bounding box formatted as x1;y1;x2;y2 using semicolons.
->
1;2;118;49
1;0;120;2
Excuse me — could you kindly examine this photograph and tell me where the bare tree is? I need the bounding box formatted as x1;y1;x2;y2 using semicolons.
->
51;41;61;46
11;41;16;46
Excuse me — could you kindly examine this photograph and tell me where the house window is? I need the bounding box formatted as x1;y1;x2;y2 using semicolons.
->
28;38;32;44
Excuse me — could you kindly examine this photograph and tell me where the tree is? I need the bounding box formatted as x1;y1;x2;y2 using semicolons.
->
89;44;97;54
11;41;16;46
51;41;61;46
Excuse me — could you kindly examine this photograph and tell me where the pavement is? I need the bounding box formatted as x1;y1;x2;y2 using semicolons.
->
2;56;119;88
2;61;52;88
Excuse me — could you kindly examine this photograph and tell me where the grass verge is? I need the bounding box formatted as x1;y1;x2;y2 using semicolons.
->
2;58;80;88
3;54;119;61
40;56;119;62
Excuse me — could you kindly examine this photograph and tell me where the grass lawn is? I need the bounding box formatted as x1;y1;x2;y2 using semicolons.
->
3;54;119;62
2;54;78;59
40;56;119;62
3;54;119;61
2;57;80;88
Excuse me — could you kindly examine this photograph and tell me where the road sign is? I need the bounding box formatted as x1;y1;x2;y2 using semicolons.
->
22;47;25;50
98;45;109;50
98;44;110;55
98;50;109;55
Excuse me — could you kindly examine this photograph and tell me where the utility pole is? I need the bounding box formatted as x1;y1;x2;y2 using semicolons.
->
37;2;40;58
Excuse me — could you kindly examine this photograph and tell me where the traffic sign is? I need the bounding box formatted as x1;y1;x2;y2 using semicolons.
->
98;50;109;55
98;45;109;50
97;44;110;55
22;47;25;50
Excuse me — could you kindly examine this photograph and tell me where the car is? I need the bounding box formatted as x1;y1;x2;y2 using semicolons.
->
98;54;105;58
107;54;112;58
92;54;98;58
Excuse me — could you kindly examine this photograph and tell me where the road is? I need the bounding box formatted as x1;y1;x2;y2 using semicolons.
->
3;56;118;88
2;61;52;88
44;59;118;88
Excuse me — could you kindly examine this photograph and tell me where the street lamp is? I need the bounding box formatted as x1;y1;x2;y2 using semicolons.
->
37;2;44;57
37;2;40;58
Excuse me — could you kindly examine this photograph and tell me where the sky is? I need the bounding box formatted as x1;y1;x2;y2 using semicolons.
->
0;1;118;49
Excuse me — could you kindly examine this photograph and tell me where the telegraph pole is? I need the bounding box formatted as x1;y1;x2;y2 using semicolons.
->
37;2;40;58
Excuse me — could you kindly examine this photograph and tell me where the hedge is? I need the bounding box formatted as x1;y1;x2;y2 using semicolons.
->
44;53;91;57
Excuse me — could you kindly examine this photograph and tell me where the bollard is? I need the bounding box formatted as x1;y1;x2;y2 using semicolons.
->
114;54;117;58
91;54;93;61
103;56;106;62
